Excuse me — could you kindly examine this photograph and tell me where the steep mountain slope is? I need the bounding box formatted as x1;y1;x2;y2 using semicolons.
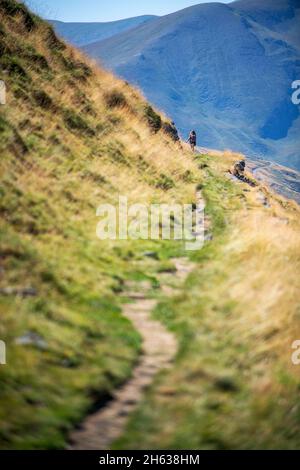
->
248;156;300;203
83;0;300;171
0;0;300;451
50;15;157;47
0;0;197;449
232;0;300;49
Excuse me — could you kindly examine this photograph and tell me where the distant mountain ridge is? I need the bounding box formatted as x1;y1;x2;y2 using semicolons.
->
50;15;157;47
82;0;300;172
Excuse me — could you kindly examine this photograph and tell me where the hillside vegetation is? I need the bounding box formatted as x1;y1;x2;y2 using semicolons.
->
0;0;300;450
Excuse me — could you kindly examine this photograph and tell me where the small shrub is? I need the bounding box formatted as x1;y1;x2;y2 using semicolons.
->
82;104;96;116
162;121;179;141
40;269;67;294
181;170;196;183
144;105;161;133
199;163;209;169
95;122;108;133
109;147;129;166
11;129;28;156
0;28;10;56
108;114;122;125
77;62;92;78
0;116;9;134
73;91;95;114
81;171;108;185
49;135;60;145
32;90;53;109
0;40;9;57
25;49;49;70
63;109;95;136
156;174;175;191
137;155;150;171
64;59;92;81
0;55;29;81
104;90;127;109
47;27;66;51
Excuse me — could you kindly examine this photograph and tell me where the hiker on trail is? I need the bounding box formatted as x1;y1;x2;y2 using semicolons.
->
230;160;256;187
233;160;246;179
188;130;197;152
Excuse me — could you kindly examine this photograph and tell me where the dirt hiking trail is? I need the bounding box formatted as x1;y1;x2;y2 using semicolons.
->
69;258;195;450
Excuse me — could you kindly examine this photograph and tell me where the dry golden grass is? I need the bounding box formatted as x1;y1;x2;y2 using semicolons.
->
1;1;299;449
227;186;300;375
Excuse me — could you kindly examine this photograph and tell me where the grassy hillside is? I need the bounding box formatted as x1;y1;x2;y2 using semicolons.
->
0;0;300;450
0;1;198;449
116;153;300;450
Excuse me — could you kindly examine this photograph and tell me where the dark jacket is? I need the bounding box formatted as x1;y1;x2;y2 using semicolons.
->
188;132;197;145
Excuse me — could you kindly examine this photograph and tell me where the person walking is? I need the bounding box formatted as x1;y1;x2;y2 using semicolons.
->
188;130;197;152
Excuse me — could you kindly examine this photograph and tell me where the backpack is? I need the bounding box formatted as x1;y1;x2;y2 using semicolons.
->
189;132;196;144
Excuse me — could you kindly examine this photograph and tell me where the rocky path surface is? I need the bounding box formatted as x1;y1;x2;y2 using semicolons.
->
68;258;194;450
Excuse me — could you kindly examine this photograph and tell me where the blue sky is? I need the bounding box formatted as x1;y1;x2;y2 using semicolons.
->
24;0;232;22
